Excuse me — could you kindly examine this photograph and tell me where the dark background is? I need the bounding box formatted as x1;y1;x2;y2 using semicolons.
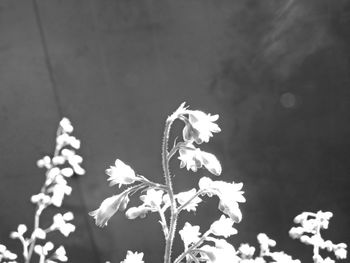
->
0;0;349;262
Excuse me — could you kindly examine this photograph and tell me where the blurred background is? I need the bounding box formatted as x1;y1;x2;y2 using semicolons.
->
0;0;349;262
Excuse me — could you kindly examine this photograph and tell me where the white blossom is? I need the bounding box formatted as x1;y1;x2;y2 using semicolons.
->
178;143;221;176
200;239;238;263
121;251;144;263
179;223;201;248
59;118;74;133
34;242;54;256
32;228;46;239
199;177;245;222
140;189;164;209
238;244;255;259
51;213;76;236
49;178;72;207
51;246;68;262
175;188;202;212
31;193;51;205
89;194;129;227
106;159;139;187
125;206;151;220
210;215;237;238
182;110;221;144
37;156;52;169
61;149;85;175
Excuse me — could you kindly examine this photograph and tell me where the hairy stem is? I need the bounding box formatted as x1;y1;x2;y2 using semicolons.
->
162;117;178;263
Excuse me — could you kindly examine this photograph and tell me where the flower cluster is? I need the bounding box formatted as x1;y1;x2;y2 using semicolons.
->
1;118;84;263
90;103;347;263
289;211;347;263
0;244;17;263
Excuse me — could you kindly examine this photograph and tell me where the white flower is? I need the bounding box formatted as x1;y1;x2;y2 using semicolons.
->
106;159;138;187
334;244;347;260
121;251;144;263
200;239;238;263
178;143;221;176
51;213;75;236
60;118;74;133
323;257;335;263
140;189;164;209
51;246;68;262
52;156;66;165
270;252;301;263
257;233;276;256
17;224;27;236
289;227;304;239
175;188;202;212
0;244;17;261
35;242;54;257
179;223;201;248
210;215;237;238
89;194;129;227
61;149;85;175
49;179;72;207
32;228;46;239
238;244;255;259
56;133;81;149
61;167;74;177
199;177;245;222
31;193;51;205
182;110;221;144
125;206;151;220
37;156;52;169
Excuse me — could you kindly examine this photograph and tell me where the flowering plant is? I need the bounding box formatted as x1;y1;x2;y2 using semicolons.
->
0;118;85;263
90;103;347;263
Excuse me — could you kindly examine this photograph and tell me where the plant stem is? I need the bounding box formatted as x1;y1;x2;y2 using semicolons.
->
26;206;43;263
162;117;177;263
313;224;322;263
174;230;211;263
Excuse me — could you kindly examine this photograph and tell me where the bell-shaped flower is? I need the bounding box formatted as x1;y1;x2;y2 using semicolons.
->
210;215;237;238
125;206;151;220
218;199;242;223
334;243;347;260
199;177;245;222
140;189;164;209
59;118;74;133
201;151;222;176
50;246;68;262
51;213;76;236
200;239;238;263
121;251;144;263
179;222;201;248
89;193;129;227
182;110;221;144
238;244;255;259
178;143;221;176
106;159;138;187
175;189;202;212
